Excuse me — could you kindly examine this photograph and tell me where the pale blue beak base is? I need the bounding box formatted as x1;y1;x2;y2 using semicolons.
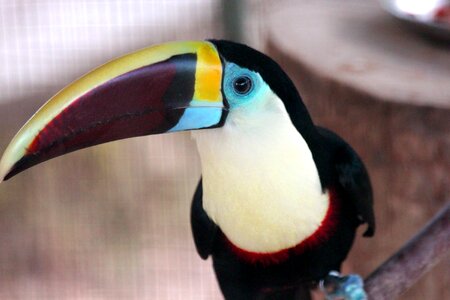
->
169;107;224;132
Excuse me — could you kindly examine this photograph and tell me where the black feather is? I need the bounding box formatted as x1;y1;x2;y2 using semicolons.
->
190;179;218;258
317;127;375;237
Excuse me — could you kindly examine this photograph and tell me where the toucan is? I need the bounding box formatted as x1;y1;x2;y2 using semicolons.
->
0;40;375;299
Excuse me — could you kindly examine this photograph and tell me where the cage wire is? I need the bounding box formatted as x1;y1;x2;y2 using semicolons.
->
0;0;266;299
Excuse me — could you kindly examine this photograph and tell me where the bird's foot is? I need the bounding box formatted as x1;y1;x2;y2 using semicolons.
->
319;271;367;300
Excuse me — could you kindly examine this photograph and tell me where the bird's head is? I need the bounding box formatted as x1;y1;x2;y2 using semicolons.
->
0;40;318;182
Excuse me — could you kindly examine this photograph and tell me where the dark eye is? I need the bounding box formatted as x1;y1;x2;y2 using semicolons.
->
232;75;253;95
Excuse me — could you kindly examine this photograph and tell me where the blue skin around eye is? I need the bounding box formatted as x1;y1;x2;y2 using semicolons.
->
168;107;223;132
169;63;265;132
224;63;263;108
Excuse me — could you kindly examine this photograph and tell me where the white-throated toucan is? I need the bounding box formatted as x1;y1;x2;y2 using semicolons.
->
0;40;375;299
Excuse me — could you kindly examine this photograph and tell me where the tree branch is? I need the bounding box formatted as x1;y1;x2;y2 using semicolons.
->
365;203;450;299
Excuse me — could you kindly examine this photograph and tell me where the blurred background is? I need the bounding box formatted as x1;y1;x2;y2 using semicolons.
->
0;0;448;299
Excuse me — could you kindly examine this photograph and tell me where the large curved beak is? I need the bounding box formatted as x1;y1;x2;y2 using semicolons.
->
0;41;226;182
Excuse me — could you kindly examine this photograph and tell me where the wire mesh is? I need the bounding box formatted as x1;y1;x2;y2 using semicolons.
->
0;1;228;299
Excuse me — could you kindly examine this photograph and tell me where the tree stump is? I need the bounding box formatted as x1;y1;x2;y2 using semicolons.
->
266;0;450;299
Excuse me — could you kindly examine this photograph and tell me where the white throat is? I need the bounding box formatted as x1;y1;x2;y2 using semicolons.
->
191;91;329;253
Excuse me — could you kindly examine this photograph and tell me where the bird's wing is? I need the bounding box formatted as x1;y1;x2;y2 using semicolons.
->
317;127;375;237
190;179;218;258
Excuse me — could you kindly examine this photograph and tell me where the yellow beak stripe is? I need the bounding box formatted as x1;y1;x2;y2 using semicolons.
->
193;43;223;103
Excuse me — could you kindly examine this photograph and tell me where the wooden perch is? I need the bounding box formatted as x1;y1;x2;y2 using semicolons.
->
364;203;450;299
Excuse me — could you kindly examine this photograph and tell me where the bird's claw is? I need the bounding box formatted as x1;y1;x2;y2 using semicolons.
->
319;271;367;300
